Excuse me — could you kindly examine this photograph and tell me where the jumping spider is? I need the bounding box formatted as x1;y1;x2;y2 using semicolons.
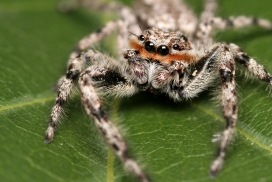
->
45;0;272;181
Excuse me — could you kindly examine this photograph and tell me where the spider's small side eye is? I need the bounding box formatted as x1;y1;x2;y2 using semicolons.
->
157;45;169;56
181;35;188;42
145;41;156;52
138;35;145;41
173;44;180;50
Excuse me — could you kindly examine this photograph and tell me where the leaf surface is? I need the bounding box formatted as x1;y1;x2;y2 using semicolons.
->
1;0;272;182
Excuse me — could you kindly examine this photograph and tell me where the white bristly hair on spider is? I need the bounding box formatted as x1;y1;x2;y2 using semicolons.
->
44;0;272;181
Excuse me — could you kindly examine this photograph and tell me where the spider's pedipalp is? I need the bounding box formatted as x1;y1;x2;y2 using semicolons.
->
176;45;221;100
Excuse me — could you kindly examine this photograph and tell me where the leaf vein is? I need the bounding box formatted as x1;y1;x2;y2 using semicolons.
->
0;96;54;113
191;102;272;154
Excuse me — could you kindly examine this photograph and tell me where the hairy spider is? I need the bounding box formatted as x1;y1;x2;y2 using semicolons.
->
45;0;272;181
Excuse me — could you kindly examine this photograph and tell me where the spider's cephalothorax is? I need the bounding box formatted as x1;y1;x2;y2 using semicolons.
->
45;0;272;182
125;27;197;94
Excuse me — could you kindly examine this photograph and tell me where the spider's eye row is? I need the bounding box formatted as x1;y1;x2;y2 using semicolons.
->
138;35;145;41
173;44;180;50
145;41;156;53
157;45;169;56
144;42;170;55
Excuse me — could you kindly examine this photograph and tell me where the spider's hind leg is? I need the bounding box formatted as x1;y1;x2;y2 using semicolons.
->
197;14;272;40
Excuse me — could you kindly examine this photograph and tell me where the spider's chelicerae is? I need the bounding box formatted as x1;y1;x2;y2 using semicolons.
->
45;0;272;181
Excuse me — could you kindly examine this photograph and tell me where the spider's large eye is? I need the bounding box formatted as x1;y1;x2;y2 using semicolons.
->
173;44;180;50
138;35;145;41
145;41;156;53
157;45;169;56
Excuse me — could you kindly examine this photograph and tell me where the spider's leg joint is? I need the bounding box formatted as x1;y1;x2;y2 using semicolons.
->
91;107;107;121
219;69;233;82
66;70;80;79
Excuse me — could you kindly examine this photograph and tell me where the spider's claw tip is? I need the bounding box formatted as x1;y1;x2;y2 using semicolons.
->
44;138;52;144
209;171;216;178
209;167;220;178
44;126;55;143
44;135;53;144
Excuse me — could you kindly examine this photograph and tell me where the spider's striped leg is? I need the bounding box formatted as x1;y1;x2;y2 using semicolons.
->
60;0;140;57
229;43;272;85
212;16;272;30
45;19;123;142
210;45;238;176
78;68;150;182
44;55;83;143
69;20;123;62
196;15;272;40
201;0;218;22
45;47;138;143
196;0;218;41
179;44;238;176
175;43;238;175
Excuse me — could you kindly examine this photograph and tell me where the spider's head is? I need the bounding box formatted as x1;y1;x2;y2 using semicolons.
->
129;27;196;64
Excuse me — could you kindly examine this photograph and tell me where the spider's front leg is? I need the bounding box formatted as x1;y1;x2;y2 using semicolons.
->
209;45;238;176
45;9;138;141
208;41;272;175
44;54;83;142
173;43;238;176
45;18;124;142
176;42;272;175
74;49;149;182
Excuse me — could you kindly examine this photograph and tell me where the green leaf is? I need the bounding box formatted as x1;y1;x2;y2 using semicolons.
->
1;0;272;182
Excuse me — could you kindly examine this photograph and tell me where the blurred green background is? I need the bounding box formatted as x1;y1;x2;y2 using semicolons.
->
1;0;272;182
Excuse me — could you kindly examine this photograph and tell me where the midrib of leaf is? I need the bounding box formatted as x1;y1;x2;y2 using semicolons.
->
191;102;272;154
107;147;115;182
107;98;121;182
0;96;54;113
